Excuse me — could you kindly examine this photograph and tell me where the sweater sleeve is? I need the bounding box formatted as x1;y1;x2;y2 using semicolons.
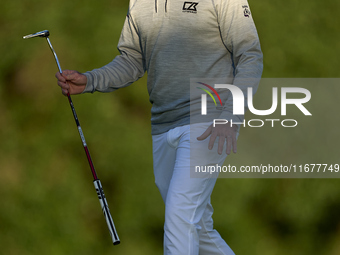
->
216;0;263;124
83;10;145;93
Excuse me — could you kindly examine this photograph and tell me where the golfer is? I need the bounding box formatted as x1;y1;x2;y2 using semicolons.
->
56;0;263;254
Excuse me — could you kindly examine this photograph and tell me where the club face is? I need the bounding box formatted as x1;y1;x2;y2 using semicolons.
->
23;30;50;39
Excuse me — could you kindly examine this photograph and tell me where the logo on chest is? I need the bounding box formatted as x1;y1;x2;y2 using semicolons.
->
183;2;199;13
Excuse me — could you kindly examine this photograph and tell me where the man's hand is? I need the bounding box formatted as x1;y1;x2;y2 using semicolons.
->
55;70;87;96
197;123;238;155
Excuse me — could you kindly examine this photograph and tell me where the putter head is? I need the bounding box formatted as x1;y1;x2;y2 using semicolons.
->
23;30;50;39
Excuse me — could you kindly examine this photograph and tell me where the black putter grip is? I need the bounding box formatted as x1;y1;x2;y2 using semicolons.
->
93;180;120;245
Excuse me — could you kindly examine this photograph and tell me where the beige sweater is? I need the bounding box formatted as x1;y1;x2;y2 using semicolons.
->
83;0;263;134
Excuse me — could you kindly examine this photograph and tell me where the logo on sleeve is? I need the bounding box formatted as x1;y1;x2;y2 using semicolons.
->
183;2;199;13
242;5;251;17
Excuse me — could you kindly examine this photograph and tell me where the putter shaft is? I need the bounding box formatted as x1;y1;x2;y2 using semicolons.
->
23;30;120;245
46;37;62;74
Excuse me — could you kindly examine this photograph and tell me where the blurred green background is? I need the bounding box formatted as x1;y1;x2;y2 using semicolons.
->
1;0;339;254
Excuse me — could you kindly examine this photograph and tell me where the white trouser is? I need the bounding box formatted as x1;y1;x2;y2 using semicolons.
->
152;123;235;255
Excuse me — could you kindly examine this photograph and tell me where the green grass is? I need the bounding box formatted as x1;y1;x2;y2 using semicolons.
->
0;0;339;254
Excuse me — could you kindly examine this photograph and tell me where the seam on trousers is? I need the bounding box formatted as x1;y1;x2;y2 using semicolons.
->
201;214;228;255
188;177;210;254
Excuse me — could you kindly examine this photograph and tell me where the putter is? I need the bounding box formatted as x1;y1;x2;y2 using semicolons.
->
23;30;120;245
